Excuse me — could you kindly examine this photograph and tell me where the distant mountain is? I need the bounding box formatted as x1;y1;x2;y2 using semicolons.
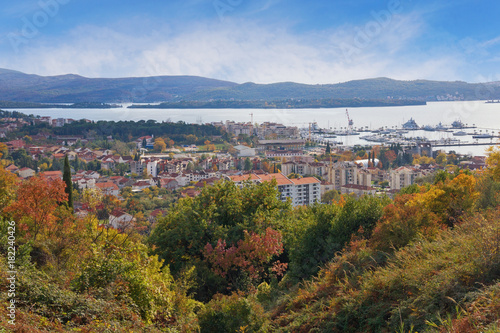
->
1;68;500;103
183;78;500;101
0;69;237;103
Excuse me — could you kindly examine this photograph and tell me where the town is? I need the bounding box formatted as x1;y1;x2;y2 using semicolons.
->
0;111;487;230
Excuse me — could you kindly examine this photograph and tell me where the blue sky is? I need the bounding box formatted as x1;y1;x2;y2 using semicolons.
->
0;0;499;84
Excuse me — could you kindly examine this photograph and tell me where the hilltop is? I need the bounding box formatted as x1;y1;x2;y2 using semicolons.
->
1;68;500;103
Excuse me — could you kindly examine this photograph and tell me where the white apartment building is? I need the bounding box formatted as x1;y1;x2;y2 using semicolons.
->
228;173;320;206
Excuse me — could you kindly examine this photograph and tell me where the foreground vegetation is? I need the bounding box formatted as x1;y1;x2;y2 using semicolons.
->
1;147;500;332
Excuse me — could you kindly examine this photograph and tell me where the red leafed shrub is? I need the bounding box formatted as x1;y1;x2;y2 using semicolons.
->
204;227;287;285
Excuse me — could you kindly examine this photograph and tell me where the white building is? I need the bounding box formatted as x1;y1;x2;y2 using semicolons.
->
228;173;321;207
146;160;158;177
109;209;135;230
233;145;256;157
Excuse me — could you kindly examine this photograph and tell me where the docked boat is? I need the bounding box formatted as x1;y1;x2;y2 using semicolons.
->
402;118;419;130
451;120;464;129
453;131;468;136
472;133;493;139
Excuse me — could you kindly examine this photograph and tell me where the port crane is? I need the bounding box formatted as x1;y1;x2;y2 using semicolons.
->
346;109;354;134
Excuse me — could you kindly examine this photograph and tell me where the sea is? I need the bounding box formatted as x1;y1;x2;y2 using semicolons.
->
7;101;500;156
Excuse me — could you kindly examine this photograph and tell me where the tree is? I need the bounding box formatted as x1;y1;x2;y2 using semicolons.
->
370;194;441;253
384;150;397;166
153;137;167;152
186;134;198;144
63;155;73;210
5;176;68;241
244;157;252;171
112;140;130;156
436;152;447;166
0;164;18;212
486;146;500;181
203;228;287;288
149;180;291;300
325;142;331;154
321;189;341;203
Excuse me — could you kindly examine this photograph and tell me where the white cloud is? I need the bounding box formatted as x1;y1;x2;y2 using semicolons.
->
0;13;475;84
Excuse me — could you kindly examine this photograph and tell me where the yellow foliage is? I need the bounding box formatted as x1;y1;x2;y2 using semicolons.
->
486;146;500;181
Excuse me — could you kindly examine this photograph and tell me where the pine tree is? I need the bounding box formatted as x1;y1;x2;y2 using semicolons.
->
63;155;73;210
326;142;331;154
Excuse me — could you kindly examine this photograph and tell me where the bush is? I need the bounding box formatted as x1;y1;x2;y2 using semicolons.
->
198;292;268;333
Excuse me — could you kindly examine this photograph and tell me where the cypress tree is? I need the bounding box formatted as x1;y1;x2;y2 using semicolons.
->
63;155;73;210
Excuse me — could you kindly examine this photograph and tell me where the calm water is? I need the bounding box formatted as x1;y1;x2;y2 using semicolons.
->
8;101;500;156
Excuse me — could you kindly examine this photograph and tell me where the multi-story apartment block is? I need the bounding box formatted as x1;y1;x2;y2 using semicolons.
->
389;166;423;190
327;161;359;191
227;173;320;206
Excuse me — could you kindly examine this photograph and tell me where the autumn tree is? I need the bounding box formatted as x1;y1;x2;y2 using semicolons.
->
5;176;68;241
486;146;500;181
413;172;479;227
185;134;198;144
0;163;18;212
149;180;292;300
203;228;287;290
153;137;167;152
370;194;441;252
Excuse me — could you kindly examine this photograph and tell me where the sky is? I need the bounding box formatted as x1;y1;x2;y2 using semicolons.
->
0;0;499;84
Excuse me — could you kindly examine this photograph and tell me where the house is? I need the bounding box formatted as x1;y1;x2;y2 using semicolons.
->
5;164;19;173
40;171;63;181
18;167;35;178
95;182;120;196
194;177;219;189
108;209;135;230
158;178;179;190
132;180;154;192
180;188;201;198
149;209;166;223
5;140;25;153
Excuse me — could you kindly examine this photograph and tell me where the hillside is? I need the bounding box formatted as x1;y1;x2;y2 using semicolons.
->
0;69;237;103
1;68;500;104
184;78;500;101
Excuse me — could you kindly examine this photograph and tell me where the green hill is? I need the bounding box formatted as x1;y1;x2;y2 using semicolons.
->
1;68;500;104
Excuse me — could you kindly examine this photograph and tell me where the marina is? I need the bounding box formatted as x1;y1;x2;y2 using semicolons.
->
6;100;500;156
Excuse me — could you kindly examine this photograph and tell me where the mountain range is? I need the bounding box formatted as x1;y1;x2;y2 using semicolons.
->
1;68;500;103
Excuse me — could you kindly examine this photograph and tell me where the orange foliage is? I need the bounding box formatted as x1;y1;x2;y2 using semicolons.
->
370;194;442;252
5;176;67;240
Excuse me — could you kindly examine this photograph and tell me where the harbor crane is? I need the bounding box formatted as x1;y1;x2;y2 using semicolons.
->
346;109;354;133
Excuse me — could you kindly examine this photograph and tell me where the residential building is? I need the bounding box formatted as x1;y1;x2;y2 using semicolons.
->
18;167;35;178
95;182;120;196
233;145;256;157
389;166;424;190
227;173;320;206
341;184;377;197
109;209;135;229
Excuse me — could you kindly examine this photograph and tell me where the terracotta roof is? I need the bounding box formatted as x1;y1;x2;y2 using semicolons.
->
229;174;261;182
40;171;63;178
95;182;119;190
290;177;321;185
110;209;131;218
150;209;165;218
